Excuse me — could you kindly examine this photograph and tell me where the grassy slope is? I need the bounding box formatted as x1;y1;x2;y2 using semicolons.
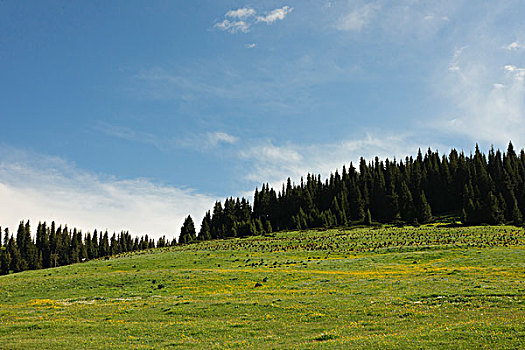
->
0;225;524;349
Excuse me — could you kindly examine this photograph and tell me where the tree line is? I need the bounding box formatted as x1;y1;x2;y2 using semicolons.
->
3;142;524;274
0;220;176;275
194;142;525;241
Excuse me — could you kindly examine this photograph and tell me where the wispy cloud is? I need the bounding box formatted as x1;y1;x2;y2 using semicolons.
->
0;146;216;239
424;15;449;21
448;46;468;72
131;56;361;114
504;65;525;81
214;19;251;34
335;3;381;32
96;122;238;152
206;132;238;146
504;41;523;51
330;1;460;42
238;133;429;189
215;5;293;34
256;6;294;24
428;1;525;149
95;122;171;151
177;131;239;151
245;43;256;49
226;7;256;19
436;51;525;147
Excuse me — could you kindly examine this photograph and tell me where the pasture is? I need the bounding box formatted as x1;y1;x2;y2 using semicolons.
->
0;225;524;349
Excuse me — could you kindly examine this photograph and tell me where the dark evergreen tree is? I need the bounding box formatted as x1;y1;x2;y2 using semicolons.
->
416;191;432;223
7;236;21;273
179;215;196;244
0;247;11;275
198;211;212;241
365;209;372;225
3;228;8;247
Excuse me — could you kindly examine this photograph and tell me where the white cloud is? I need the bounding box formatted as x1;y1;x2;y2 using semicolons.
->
226;8;255;19
0;147;216;240
448;46;468;72
504;41;522;51
424;15;449;21
504;65;525;81
206;132;238;146
256;6;294;24
97;122;238;153
329;1;461;42
131;56;361;114
238;133;425;189
435;50;525;147
336;3;380;32
214;19;251;33
245;43;256;49
216;5;293;34
425;1;525;149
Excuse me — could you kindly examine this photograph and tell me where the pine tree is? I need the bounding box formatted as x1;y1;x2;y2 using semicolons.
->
255;218;264;234
416;191;432;223
179;215;196;244
0;248;11;275
461;208;468;224
399;181;414;222
264;219;273;233
40;222;50;269
3;228;9;248
484;191;504;224
100;231;110;257
198;212;212;241
7;237;21;273
91;231;99;259
364;209;372;225
349;184;365;222
16;221;28;270
509;196;523;224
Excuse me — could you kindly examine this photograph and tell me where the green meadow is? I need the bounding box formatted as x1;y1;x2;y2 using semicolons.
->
1;225;524;349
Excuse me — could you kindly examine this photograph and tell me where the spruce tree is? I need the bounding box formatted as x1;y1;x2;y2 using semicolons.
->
16;221;28;270
0;248;11;275
3;228;9;248
198;212;212;241
416;191;432;224
7;237;21;273
399;181;414;222
364;209;372;225
179;215;196;244
485;191;504;224
91;231;99;259
509;196;523;224
461;208;468;224
264;219;273;233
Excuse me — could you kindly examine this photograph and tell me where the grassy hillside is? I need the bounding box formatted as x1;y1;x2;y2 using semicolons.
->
1;225;524;349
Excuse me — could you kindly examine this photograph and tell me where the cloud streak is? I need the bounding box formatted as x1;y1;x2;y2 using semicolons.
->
504;41;523;51
335;3;380;32
238;132;432;190
215;5;293;34
214;19;250;34
226;7;255;19
436;46;525;147
97;122;238;152
0;146;217;239
256;6;294;24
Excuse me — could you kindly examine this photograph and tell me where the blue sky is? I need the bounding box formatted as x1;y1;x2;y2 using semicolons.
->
1;1;525;238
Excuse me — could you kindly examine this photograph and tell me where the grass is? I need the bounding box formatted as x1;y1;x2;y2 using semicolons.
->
0;225;524;349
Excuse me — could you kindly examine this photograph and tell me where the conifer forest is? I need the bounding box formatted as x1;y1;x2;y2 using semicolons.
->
2;143;525;276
